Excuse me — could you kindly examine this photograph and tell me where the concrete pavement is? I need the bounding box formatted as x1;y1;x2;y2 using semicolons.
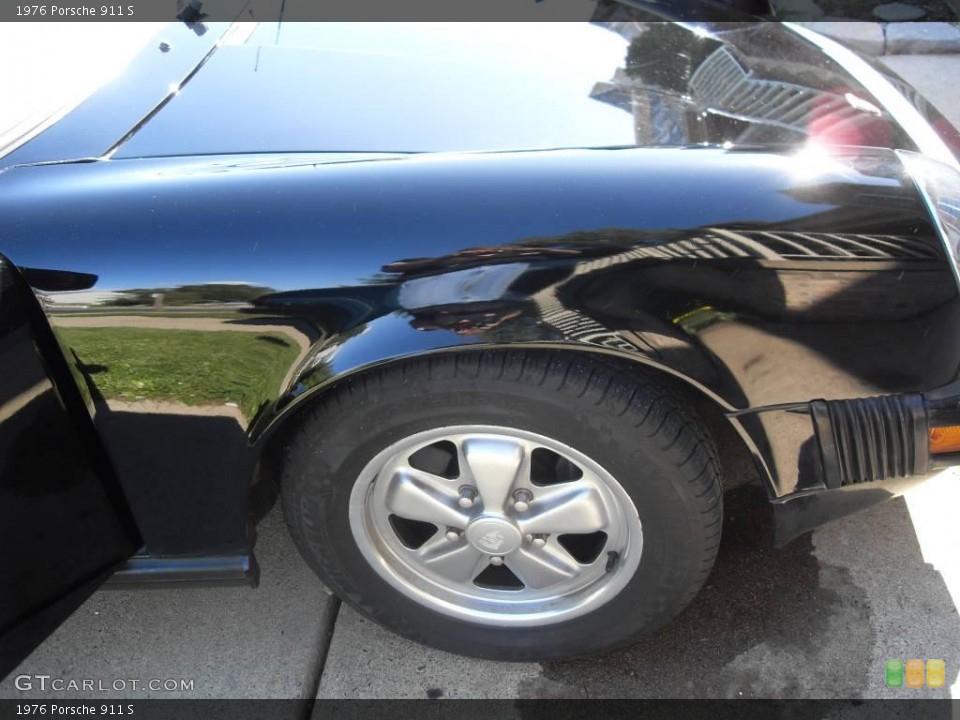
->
798;22;960;55
880;54;960;122
3;462;959;701
316;478;960;699
0;507;337;703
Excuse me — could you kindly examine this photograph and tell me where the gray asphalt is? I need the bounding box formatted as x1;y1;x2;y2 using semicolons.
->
3;49;960;704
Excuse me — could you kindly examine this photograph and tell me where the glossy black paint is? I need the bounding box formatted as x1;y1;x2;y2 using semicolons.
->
103;22;926;159
1;142;955;554
2;20;960;570
0;19;240;169
7;22;958;165
0;257;140;677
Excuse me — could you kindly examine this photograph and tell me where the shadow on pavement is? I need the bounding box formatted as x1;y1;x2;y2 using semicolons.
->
529;484;960;699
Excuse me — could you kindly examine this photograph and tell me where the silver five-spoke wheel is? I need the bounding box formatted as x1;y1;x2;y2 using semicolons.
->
283;352;722;659
348;425;644;626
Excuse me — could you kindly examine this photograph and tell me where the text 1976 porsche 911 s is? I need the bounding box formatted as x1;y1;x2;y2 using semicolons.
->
3;7;960;667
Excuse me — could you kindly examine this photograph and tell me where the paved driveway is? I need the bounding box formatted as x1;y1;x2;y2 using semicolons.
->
316;476;960;699
4;472;958;701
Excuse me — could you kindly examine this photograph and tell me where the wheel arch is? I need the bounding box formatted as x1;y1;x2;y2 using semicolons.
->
255;339;771;499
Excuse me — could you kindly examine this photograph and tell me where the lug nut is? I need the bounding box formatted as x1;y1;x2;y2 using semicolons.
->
457;486;477;508
532;535;547;548
513;489;533;513
444;529;461;542
489;556;505;566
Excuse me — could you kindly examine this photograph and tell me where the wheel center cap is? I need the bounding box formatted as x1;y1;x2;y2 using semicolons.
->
465;517;522;555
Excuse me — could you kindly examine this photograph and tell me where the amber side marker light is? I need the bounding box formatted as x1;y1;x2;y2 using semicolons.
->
929;426;960;454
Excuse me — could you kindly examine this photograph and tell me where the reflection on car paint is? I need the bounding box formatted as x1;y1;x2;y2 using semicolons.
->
2;21;959;560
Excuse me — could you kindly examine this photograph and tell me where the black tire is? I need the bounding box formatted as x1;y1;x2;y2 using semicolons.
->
280;350;722;661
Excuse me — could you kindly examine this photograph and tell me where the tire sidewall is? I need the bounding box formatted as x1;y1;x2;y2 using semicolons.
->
283;365;716;661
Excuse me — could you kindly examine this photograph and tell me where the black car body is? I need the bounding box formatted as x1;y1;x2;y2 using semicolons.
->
3;10;960;666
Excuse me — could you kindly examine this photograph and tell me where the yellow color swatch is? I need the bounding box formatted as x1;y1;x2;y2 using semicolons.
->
926;660;945;689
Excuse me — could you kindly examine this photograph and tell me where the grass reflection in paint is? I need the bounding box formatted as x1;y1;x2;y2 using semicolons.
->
59;327;300;419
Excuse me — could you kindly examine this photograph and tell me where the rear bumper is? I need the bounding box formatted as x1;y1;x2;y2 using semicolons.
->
772;473;936;547
767;388;960;546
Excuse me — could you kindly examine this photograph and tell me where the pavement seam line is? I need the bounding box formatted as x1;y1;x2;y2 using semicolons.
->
300;596;342;712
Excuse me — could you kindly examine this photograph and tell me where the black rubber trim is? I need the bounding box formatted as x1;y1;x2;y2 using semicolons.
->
103;553;258;588
812;394;928;488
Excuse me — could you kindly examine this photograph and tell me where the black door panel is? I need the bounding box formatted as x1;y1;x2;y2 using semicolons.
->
0;257;140;679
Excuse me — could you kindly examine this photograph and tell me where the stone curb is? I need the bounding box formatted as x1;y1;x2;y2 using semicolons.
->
796;21;960;55
886;21;960;53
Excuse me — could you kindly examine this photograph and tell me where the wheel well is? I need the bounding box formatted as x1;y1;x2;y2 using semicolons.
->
542;348;764;493
259;346;764;495
684;386;764;493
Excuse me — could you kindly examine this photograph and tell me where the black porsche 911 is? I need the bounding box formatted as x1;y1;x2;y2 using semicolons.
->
3;6;960;669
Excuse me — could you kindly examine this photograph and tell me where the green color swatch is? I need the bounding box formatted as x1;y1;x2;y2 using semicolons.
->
885;659;904;687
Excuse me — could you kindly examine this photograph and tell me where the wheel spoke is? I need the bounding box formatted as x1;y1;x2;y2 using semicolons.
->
517;483;608;536
414;534;488;584
382;465;471;528
458;437;526;513
354;425;643;624
506;544;580;589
